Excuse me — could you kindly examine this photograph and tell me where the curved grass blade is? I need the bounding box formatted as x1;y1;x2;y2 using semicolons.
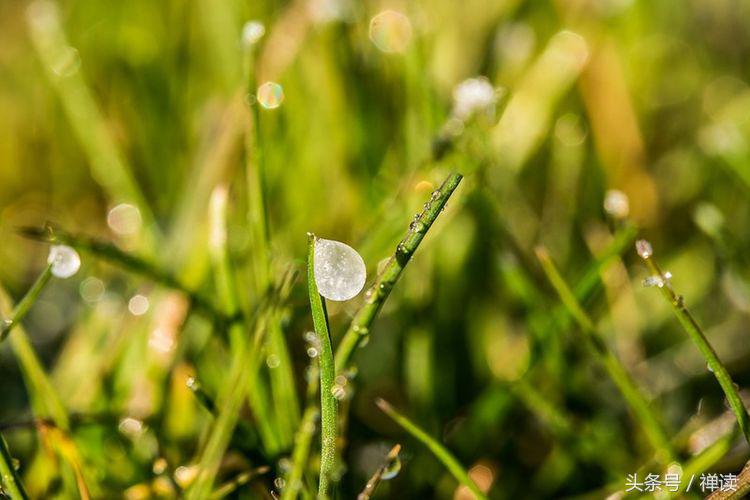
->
1;265;52;343
335;172;463;373
637;240;750;446
307;234;337;498
376;399;487;500
536;246;674;464
0;433;28;500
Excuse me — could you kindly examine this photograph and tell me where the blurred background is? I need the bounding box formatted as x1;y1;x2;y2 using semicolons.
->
2;0;750;498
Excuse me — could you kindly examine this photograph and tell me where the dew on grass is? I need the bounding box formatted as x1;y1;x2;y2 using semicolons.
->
257;82;284;109
128;294;149;316
266;354;280;368
51;46;81;77
307;346;319;358
174;465;199;488
273;477;286;490
369;10;412;53
635;239;653;259
382;453;401;480
331;384;346;400
47;245;81;278
642;276;664;288
241;20;265;47
314;238;366;301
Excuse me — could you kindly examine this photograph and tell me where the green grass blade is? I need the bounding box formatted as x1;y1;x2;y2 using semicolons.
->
637;240;750;445
0;265;52;343
0;434;29;500
307;234;337;498
357;444;401;500
335;172;463;373
536;246;674;464
376;399;487;500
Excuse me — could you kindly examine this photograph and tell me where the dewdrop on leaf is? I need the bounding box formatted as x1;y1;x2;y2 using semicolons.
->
314;238;366;301
635;239;653;260
47;245;81;278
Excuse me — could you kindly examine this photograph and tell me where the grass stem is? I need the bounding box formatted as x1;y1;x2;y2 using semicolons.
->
307;234;337;498
0;433;28;500
376;399;487;500
335;172;463;373
637;240;750;446
0;265;52;343
536;246;674;463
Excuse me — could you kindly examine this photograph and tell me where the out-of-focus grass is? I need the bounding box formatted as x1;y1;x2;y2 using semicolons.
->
2;0;750;498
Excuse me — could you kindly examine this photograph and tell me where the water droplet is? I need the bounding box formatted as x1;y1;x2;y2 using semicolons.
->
314;238;366;301
409;220;425;233
382;455;401;480
266;354;281;368
423;202;431;211
707;363;714;373
603;189;629;219
635;239;653;259
274;477;286;490
107;203;142;236
352;325;369;335
79;277;104;303
128;294;150;316
642;276;664;288
358;336;370;348
257;82;284;109
304;331;317;343
174;465;199;488
430;190;441;202
241;20;265;47
369;10;412;53
118;417;144;438
47;245;81;278
331;384;347;400
51;46;80;77
307;347;319;358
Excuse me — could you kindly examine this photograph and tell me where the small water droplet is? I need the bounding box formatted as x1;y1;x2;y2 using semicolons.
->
635;239;653;259
431;190;441;202
278;458;292;472
642;276;664;288
369;10;412;53
47;245;81;278
257;82;285;109
409;220;425;233
382;455;401;480
423;202;431;211
603;189;629;219
307;347;319;358
707;363;714;373
266;354;281;368
352;325;369;335
128;294;150;316
331;384;347;400
51;46;80;77
314;238;367;301
304;331;317;343
274;477;286;490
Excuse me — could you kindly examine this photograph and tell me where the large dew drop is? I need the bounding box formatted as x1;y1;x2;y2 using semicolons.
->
369;10;412;53
314;238;366;301
47;245;81;278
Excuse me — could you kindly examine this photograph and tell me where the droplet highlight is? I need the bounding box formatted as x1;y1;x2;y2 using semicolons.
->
314;238;366;301
257;81;285;109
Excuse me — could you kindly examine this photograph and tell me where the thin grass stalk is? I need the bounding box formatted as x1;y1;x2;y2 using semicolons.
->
706;456;750;500
0;265;52;343
637;240;750;446
307;234;337;498
26;1;158;254
375;399;487;500
357;444;401;500
0;434;28;500
335;172;463;373
281;361;320;500
244;45;300;447
536;246;674;464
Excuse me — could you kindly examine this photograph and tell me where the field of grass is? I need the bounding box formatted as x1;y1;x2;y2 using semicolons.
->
3;0;750;498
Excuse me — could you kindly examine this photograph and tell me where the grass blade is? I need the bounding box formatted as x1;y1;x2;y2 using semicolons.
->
0;434;28;500
335;172;463;373
0;265;52;343
535;246;674;463
375;399;487;500
307;234;337;498
357;444;401;500
636;239;750;445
